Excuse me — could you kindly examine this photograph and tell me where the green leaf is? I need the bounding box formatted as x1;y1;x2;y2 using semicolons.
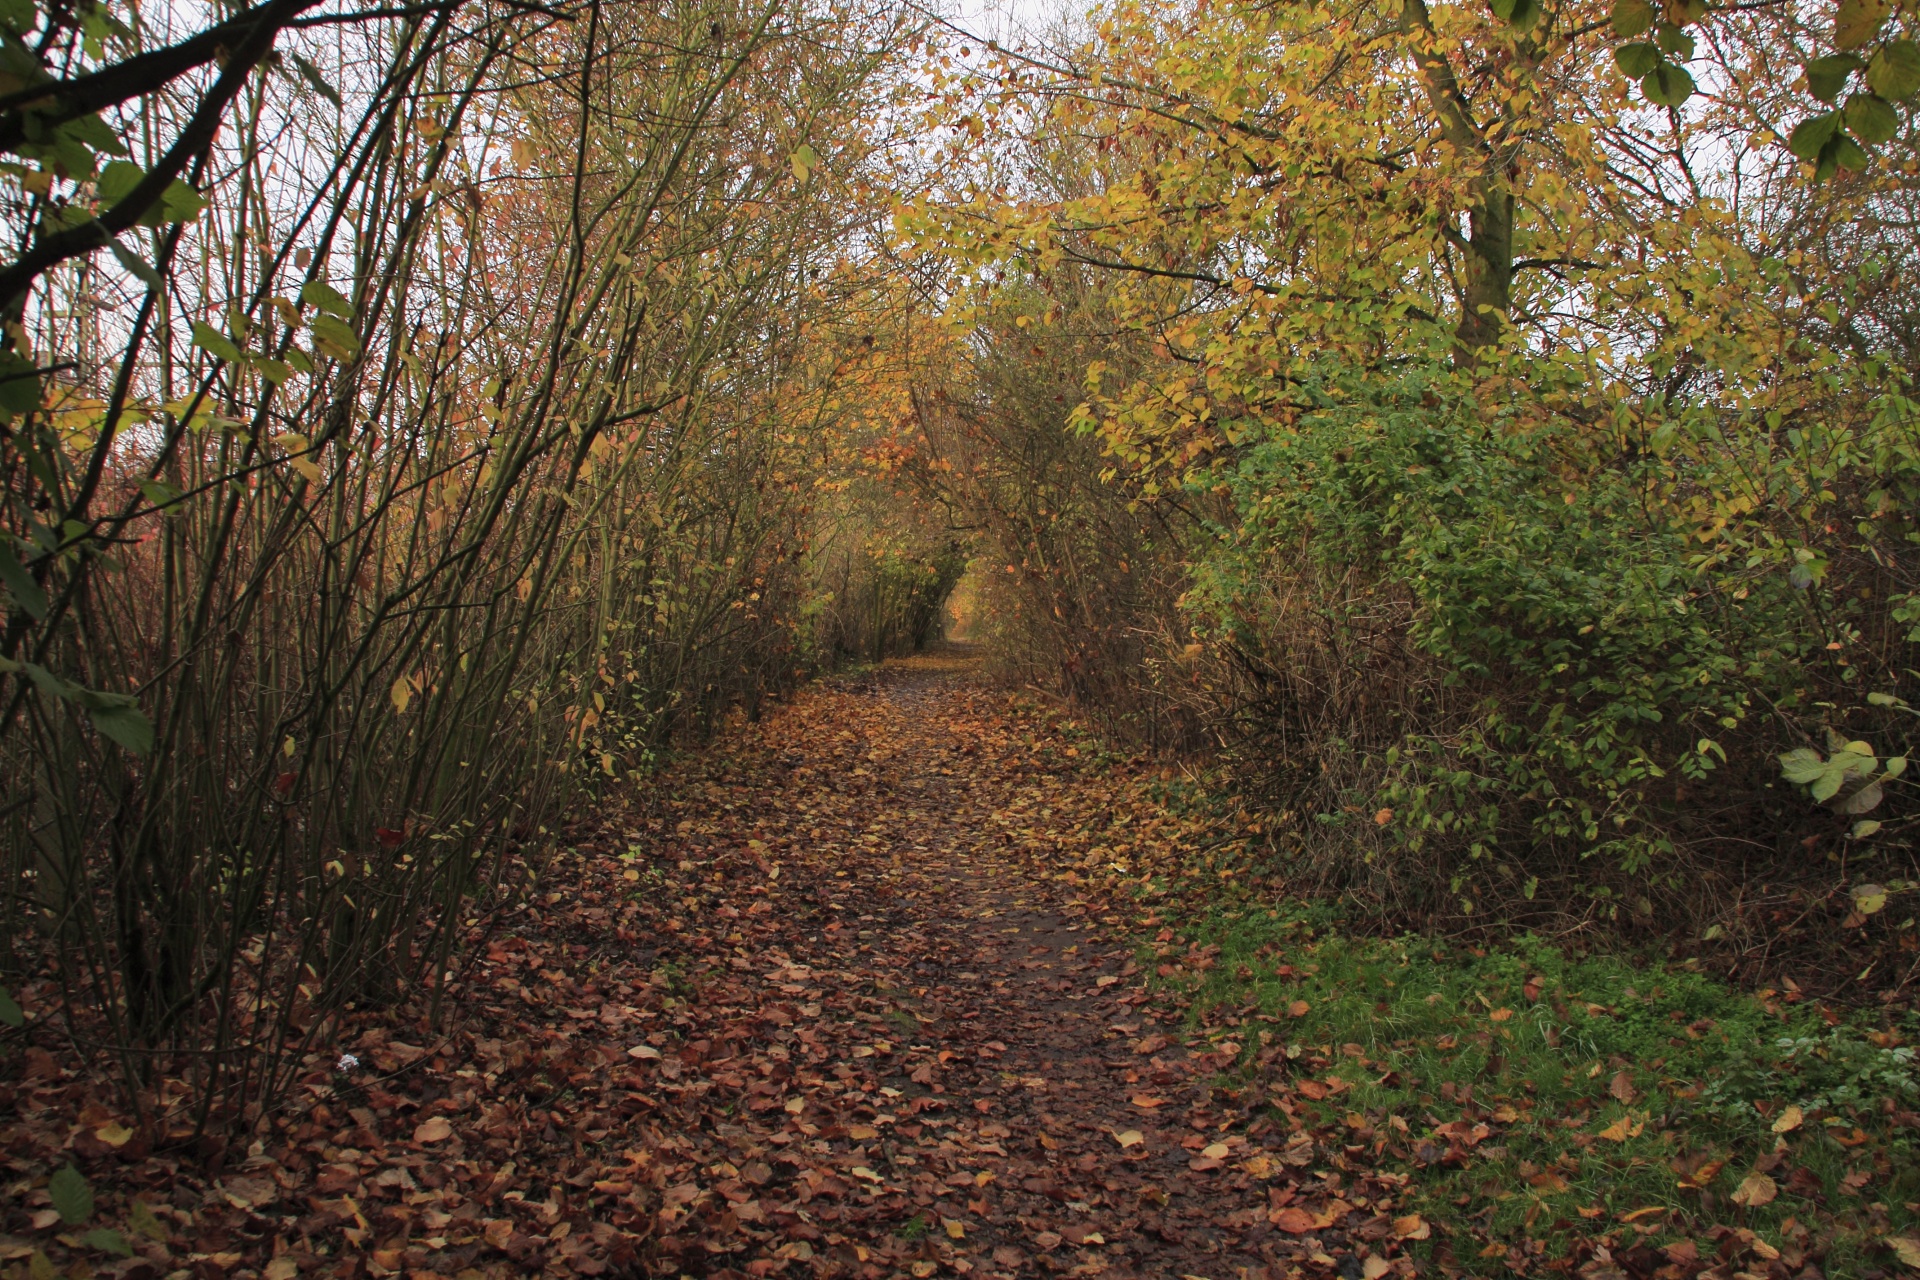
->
159;179;204;223
0;346;41;415
1844;91;1900;142
1653;22;1694;58
63;112;125;158
1806;54;1865;103
0;984;21;1027
1883;755;1907;778
0;0;36;34
309;313;361;360
83;693;152;755
1641;61;1695;106
1832;131;1871;172
95;158;144;204
1615;42;1661;78
190;321;242;363
0;548;45;618
49;1165;93;1225
1488;0;1540;29
1867;40;1920;98
300;279;354;319
1780;747;1827;784
1853;882;1890;913
1833;0;1889;51
1610;0;1656;37
1852;819;1884;838
252;355;293;385
1788;112;1841;159
289;52;342;107
789;142;819;181
283;347;315;375
109;238;162;290
1809;769;1843;801
138;477;183;513
81;1229;131;1258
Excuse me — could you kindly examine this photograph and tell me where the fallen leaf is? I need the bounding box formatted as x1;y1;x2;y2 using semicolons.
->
1609;1071;1637;1103
92;1122;133;1148
1113;1129;1144;1148
1771;1104;1804;1133
1272;1207;1318;1233
1731;1170;1778;1207
413;1116;452;1143
1599;1114;1644;1142
1887;1236;1920;1267
1393;1213;1430;1240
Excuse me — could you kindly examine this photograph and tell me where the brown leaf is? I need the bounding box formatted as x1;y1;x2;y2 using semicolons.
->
1271;1207;1318;1234
413;1115;453;1143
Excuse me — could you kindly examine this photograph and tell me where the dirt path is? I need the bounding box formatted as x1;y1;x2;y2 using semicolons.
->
549;652;1386;1280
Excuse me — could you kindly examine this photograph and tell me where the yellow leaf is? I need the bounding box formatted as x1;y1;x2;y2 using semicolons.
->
1201;1142;1230;1159
943;1218;965;1240
1887;1236;1920;1268
1393;1213;1430;1240
1771;1104;1803;1133
1598;1114;1644;1142
93;1121;133;1147
1114;1129;1144;1148
391;677;411;714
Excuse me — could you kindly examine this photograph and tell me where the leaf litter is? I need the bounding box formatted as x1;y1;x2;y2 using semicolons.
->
1;651;1912;1278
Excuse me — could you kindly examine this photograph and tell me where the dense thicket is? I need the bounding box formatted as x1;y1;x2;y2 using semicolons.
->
0;0;951;1126
897;0;1920;961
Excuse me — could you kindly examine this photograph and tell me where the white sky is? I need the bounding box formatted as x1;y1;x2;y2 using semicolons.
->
942;0;1088;51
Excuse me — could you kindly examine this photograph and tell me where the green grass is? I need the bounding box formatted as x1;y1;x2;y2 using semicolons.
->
1163;900;1920;1274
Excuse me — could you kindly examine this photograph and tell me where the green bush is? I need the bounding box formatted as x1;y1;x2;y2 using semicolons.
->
1184;359;1920;922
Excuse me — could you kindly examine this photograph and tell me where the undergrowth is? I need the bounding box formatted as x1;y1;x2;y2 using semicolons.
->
1158;891;1920;1275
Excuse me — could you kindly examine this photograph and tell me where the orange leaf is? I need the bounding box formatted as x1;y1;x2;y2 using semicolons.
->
1271;1207;1317;1234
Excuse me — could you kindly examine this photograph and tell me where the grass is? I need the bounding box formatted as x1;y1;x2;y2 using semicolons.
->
1161;899;1920;1274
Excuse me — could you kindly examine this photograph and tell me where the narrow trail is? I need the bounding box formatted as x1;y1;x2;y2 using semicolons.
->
543;650;1399;1280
